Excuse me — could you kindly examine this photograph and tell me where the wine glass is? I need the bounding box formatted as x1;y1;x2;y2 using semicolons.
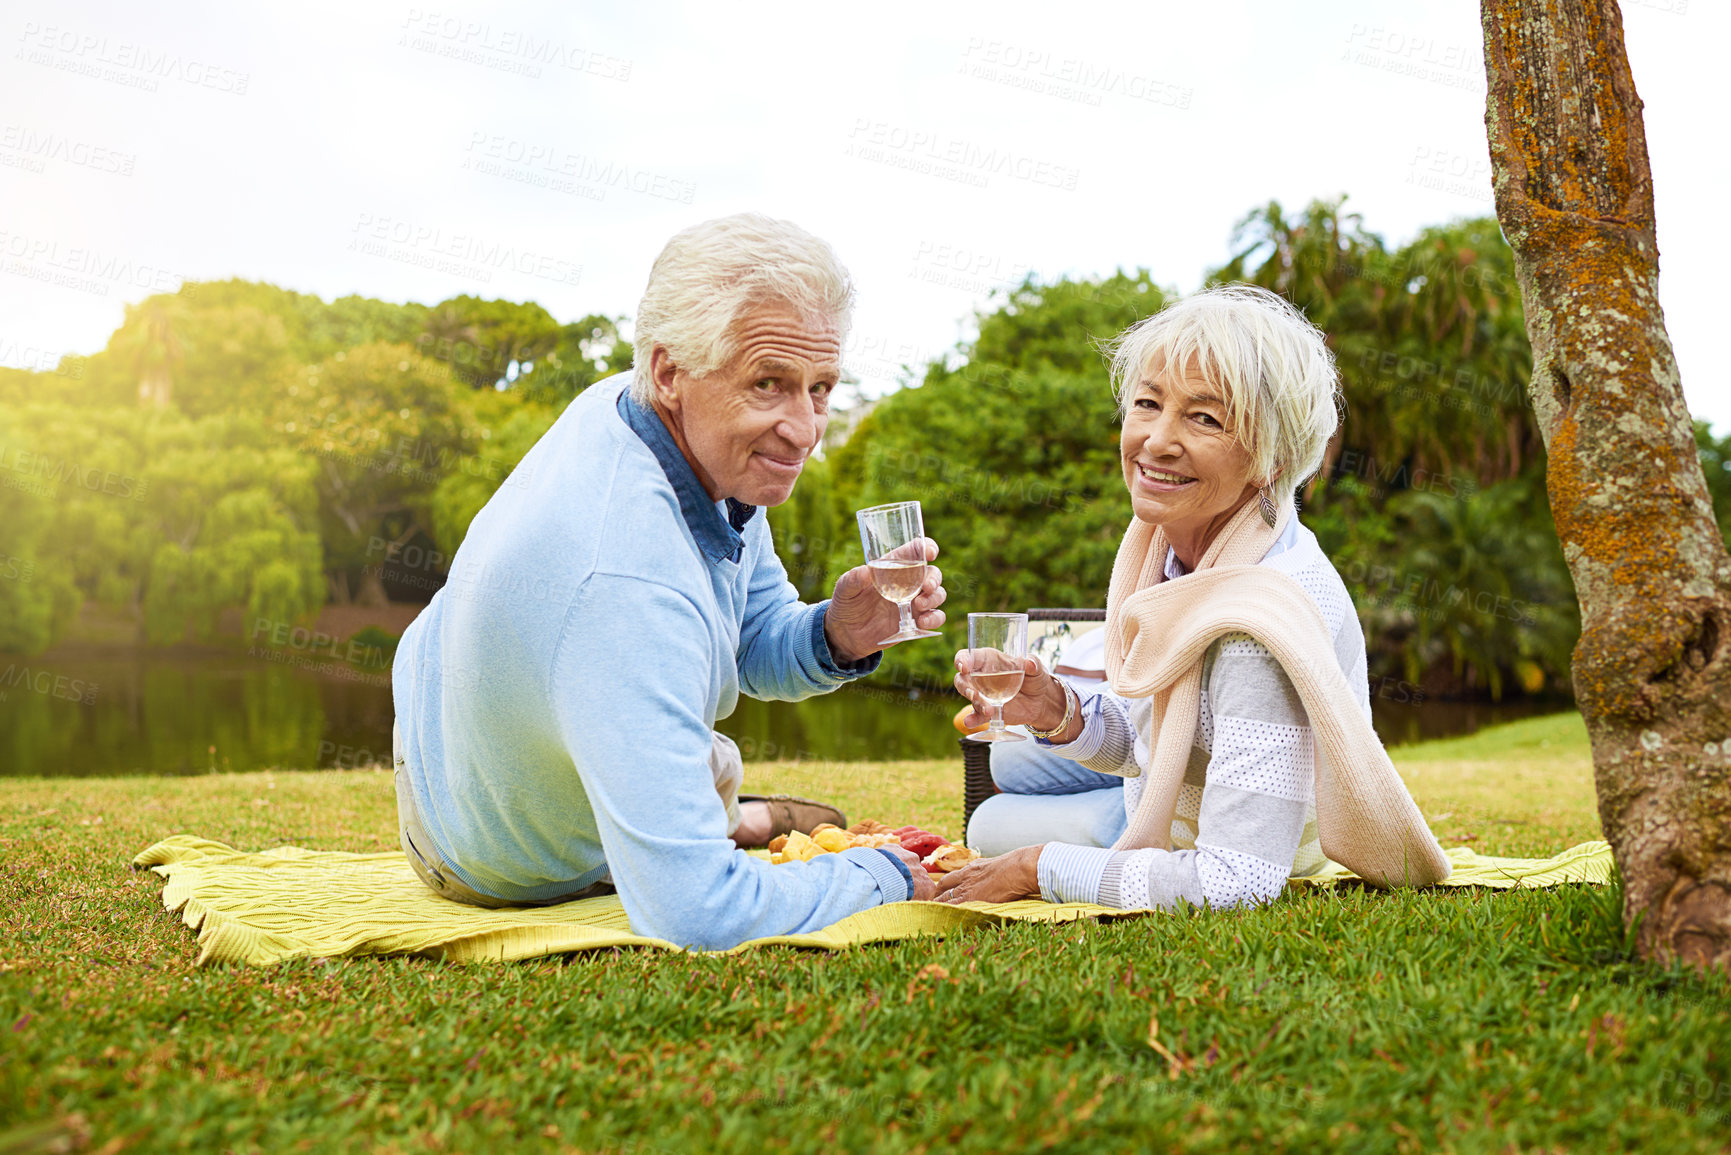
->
856;501;942;645
963;612;1029;743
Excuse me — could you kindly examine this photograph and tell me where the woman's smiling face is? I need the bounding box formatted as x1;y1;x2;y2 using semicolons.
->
1120;358;1262;553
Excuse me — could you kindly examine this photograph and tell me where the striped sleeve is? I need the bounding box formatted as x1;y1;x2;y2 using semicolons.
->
1036;685;1140;778
1036;842;1113;905
1083;634;1315;912
1030;685;1145;905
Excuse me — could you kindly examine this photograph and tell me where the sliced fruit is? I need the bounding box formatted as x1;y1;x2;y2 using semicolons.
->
900;832;946;858
812;828;852;854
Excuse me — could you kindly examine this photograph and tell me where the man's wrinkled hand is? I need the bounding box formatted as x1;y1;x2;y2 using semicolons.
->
823;537;946;665
882;844;937;901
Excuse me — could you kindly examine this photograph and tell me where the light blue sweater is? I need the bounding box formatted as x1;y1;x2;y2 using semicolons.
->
392;374;911;949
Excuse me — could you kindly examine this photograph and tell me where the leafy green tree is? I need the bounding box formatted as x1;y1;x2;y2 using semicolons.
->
1370;218;1538;483
1214;197;1388;335
765;453;844;605
1695;419;1731;544
0;366;35;404
0;356;90;406
72;281;439;418
0;402;323;652
1215;198;1541;490
0;484;82;653
137;431;324;643
111;297;188;409
90;284;300;417
269;342;479;604
302;294;431;359
420;296;560;389
966;273;1171;373
514;314;633;406
811;272;1169;688
428;394;560;554
1364;477;1578;698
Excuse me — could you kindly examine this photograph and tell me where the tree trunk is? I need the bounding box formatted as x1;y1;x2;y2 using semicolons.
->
1481;0;1731;973
354;566;390;609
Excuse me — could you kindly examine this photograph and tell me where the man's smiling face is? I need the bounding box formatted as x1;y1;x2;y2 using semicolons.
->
651;303;842;508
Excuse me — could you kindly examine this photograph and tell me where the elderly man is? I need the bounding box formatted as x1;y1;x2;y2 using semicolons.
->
391;214;944;949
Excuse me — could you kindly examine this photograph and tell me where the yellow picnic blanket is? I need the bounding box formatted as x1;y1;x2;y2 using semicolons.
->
132;835;1615;967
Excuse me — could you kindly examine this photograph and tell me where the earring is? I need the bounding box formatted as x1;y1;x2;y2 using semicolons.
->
1258;485;1277;528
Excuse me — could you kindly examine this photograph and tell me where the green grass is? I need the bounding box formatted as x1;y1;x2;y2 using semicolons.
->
4;711;1730;1154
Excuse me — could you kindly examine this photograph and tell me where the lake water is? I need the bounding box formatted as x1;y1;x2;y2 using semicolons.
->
0;646;1564;778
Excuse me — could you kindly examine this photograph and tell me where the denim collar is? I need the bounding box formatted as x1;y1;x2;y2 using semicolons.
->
618;387;758;564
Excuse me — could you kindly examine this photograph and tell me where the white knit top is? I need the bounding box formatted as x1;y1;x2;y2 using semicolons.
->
1035;516;1372;910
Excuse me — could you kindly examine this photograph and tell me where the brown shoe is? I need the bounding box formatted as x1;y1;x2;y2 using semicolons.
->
736;793;848;847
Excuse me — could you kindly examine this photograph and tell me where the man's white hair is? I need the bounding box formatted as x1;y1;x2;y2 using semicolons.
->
1102;284;1341;495
630;213;855;403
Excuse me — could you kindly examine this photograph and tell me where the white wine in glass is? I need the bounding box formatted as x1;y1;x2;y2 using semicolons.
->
969;667;1026;703
866;557;927;604
856;501;941;645
964;612;1029;743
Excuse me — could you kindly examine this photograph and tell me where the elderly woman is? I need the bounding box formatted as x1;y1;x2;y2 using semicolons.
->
936;284;1449;909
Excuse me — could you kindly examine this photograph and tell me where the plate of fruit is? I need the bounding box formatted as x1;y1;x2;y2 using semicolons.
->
767;820;980;875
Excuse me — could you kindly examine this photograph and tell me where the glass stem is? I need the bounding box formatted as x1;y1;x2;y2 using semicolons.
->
992;704;1006;733
898;602;916;635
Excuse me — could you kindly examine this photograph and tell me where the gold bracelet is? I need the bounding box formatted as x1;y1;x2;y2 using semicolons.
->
1025;679;1077;742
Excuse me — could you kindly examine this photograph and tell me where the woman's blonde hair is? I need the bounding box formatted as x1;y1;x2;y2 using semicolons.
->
1102;283;1341;494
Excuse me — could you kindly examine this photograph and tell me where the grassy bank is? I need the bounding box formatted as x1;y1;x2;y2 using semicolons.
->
3;713;1729;1153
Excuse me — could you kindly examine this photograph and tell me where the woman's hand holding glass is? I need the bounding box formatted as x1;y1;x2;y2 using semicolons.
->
960;613;1028;743
952;647;1082;744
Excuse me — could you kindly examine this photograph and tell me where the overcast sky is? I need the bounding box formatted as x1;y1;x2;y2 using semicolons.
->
4;0;1723;432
